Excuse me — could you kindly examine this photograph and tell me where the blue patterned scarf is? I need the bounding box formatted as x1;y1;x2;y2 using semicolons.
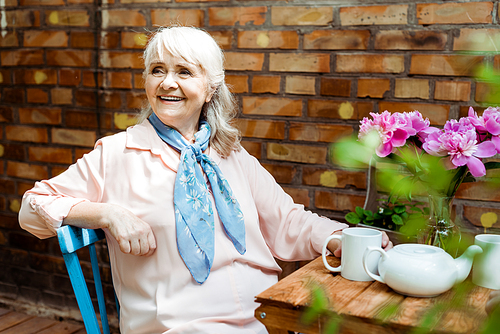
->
148;113;246;284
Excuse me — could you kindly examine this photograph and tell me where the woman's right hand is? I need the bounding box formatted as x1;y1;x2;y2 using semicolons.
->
104;204;157;256
65;202;157;256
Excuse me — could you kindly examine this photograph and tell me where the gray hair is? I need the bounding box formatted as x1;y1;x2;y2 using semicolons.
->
138;26;241;158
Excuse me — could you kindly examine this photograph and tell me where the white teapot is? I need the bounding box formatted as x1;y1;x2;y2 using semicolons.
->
363;243;483;297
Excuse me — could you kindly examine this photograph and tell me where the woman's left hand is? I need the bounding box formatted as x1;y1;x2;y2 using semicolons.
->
486;290;500;314
327;230;393;257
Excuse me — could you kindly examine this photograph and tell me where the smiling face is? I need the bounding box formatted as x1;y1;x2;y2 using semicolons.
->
145;51;213;141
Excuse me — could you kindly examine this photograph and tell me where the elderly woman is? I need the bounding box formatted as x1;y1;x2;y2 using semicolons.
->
19;26;391;333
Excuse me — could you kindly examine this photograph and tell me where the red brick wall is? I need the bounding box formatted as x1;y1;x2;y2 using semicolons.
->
1;0;500;320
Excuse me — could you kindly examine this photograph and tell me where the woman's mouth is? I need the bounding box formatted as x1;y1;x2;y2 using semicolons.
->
159;96;184;101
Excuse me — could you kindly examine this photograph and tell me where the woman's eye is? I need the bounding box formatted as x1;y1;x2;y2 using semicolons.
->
151;67;164;75
179;69;192;76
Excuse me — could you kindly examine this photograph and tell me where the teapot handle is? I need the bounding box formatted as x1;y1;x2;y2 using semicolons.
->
363;246;387;283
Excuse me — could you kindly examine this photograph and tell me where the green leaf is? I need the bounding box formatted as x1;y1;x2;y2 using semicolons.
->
392;214;404;225
409;207;424;213
364;210;374;218
330;136;374;168
324;317;342;334
345;212;361;224
402;218;428;238
405;191;413;202
301;285;329;325
394;205;406;214
450;165;468;183
410;303;446;334
388;175;414;202
382;209;394;216
485;162;500;170
377;302;401;322
355;206;365;217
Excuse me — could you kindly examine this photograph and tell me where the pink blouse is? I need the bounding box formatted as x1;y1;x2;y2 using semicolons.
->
19;121;347;334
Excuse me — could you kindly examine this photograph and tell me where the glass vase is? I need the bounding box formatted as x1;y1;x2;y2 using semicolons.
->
418;195;461;257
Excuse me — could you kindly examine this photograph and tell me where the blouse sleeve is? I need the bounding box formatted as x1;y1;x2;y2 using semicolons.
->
18;144;105;239
240;150;348;261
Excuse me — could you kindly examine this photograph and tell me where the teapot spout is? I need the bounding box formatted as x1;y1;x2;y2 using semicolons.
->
455;245;483;284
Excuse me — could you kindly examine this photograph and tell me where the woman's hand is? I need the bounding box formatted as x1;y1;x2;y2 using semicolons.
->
486;290;500;314
104;205;157;256
327;229;393;257
65;202;157;256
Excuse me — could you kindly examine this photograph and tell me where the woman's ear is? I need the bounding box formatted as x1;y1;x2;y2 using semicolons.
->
205;85;217;103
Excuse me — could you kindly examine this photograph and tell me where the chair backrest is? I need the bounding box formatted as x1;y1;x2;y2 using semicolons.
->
57;225;114;334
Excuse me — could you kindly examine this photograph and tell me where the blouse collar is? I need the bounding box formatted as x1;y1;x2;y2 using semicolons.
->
125;120;222;172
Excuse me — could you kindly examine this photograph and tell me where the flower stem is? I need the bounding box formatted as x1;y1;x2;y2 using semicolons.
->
447;166;468;197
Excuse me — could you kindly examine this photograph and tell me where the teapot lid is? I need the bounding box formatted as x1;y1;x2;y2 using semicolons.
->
394;244;445;256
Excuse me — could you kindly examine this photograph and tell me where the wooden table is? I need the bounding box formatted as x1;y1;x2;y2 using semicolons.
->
255;256;492;334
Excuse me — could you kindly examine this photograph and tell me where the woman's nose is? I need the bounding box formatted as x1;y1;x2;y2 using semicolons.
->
160;73;178;90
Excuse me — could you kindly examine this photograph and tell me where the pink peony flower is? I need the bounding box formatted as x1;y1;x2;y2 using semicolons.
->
359;111;432;157
359;111;408;157
423;119;497;177
398;111;438;142
468;107;500;153
444;118;476;133
397;111;431;136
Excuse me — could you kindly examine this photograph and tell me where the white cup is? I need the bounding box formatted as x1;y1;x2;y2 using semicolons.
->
472;234;500;290
322;227;382;282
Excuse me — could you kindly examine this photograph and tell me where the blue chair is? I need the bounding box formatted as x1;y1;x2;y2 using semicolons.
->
57;225;118;334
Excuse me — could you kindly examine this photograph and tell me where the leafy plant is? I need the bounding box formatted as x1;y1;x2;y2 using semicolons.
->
345;199;429;233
